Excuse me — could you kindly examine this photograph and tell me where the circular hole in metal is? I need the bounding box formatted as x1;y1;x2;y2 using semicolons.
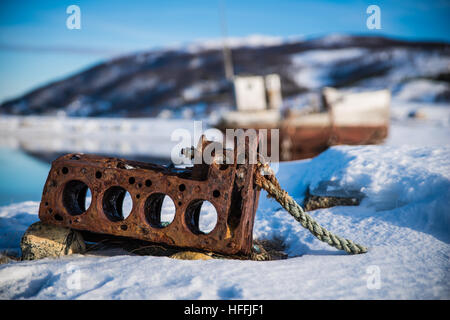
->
62;167;69;174
95;171;102;179
129;177;135;184
102;186;132;222
145;179;152;187
179;184;186;192
144;193;176;228
213;190;220;198
62;180;92;216
185;200;218;235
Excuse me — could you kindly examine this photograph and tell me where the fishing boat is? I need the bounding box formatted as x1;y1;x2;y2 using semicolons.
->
216;75;390;161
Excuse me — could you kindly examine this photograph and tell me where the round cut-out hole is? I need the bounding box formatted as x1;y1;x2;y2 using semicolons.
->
144;193;176;228
102;186;132;222
185;200;218;234
63;180;92;216
145;179;152;187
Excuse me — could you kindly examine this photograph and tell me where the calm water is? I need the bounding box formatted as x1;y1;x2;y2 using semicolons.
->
0;147;173;206
0;147;51;206
0;116;196;206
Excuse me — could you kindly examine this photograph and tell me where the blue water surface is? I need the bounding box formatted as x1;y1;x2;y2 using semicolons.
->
0;147;50;206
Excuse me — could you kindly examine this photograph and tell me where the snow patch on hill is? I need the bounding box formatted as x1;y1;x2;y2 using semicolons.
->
184;34;286;53
395;80;449;103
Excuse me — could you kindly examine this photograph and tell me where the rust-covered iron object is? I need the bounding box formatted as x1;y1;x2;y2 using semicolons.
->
39;135;260;256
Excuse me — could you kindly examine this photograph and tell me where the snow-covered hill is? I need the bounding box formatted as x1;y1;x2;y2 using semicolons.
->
1;34;449;117
1;145;449;299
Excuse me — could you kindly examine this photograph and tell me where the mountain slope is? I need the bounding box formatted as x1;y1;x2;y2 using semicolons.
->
1;35;449;117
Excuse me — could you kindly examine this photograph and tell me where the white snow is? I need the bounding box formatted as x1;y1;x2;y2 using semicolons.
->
388;100;450;149
357;49;450;92
290;48;367;89
386;100;450;148
184;34;285;53
1;144;449;299
387;122;450;148
289;46;450;95
394;79;449;103
182;81;220;102
0;116;196;160
292;48;367;66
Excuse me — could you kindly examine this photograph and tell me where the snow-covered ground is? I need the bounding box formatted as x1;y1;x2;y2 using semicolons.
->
386;100;450;147
0;97;449;299
1;142;449;299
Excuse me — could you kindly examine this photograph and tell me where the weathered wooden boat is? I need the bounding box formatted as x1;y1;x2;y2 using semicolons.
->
216;76;390;161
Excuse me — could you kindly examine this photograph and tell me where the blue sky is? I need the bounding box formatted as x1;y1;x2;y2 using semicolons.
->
0;0;449;103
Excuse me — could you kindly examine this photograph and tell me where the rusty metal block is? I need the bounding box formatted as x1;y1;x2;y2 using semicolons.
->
39;136;260;256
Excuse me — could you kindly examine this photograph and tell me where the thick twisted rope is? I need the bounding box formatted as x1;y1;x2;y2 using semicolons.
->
254;162;368;255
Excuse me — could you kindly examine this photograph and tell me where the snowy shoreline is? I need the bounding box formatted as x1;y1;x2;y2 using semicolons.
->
0;144;449;299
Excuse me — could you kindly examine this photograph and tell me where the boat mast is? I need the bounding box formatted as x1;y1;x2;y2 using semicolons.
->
219;0;234;80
